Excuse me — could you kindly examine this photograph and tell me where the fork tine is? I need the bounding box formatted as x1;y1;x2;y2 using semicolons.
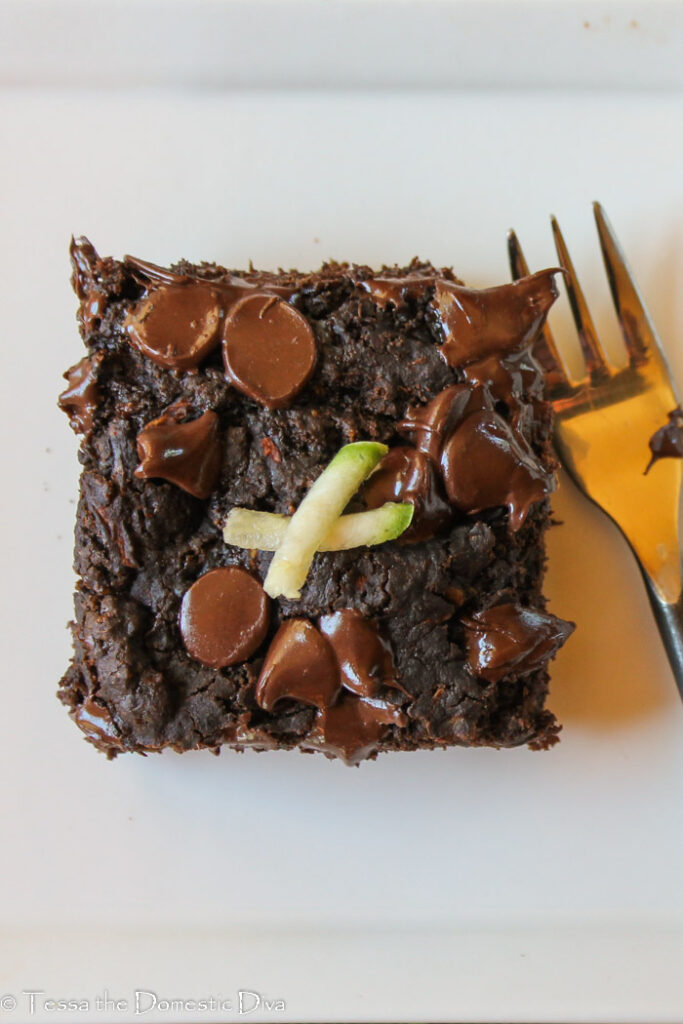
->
593;201;658;370
551;215;611;381
506;229;571;392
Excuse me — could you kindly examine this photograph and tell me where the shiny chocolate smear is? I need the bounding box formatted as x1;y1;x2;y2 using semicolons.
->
70;236;109;333
58;355;101;434
125;283;222;370
125;254;297;303
223;293;317;409
463;603;575;683
646;407;683;473
356;273;435;309
135;407;222;499
319;609;400;699
123;254;192;285
463;349;546;406
434;269;560;367
398;384;492;464
180;567;270;669
221;713;278;751
440;410;553;531
362;446;452;542
73;697;123;750
304;695;408;765
255;618;340;711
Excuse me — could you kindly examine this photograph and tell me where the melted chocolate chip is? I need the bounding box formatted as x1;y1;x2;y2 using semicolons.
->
135;407;222;499
398;384;492;464
646;407;683;473
58;355;102;434
319;609;400;698
124;253;296;303
73;697;123;751
179;567;270;669
125;283;222;370
440;410;553;531
463;349;546;406
304;695;408;765
356;273;435;309
434;269;560;367
222;293;317;409
362;446;452;542
70;237;109;333
255;618;340;711
221;713;278;750
123;254;192;285
463;603;575;682
70;236;98;301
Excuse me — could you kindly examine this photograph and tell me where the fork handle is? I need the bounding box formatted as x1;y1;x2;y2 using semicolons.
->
639;570;683;701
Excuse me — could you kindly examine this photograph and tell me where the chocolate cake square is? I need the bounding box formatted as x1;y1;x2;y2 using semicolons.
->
58;238;574;764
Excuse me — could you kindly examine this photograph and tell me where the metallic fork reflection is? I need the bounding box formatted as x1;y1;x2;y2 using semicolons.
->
508;204;683;700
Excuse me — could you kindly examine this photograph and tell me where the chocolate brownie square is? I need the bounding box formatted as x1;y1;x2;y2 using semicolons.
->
58;238;573;764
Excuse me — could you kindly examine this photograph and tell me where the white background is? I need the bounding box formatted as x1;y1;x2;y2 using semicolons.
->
1;3;682;1022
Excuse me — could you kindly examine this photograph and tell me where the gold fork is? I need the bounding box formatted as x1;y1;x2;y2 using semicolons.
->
508;203;683;700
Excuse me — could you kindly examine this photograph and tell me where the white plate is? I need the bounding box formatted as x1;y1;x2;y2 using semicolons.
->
1;3;682;1022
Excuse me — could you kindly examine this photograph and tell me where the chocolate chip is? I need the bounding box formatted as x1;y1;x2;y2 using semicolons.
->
463;603;575;682
135;408;222;499
440;410;553;531
398;384;492;464
303;695;407;765
434;270;560;367
362;446;452;542
179;567;270;668
319;609;400;699
222;293;316;409
255;618;340;711
58;355;102;434
125;283;222;370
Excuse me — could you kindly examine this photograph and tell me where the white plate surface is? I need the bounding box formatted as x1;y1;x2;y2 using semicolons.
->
1;13;683;1023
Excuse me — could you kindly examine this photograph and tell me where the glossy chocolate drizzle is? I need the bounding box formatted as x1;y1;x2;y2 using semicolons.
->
463;603;575;683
